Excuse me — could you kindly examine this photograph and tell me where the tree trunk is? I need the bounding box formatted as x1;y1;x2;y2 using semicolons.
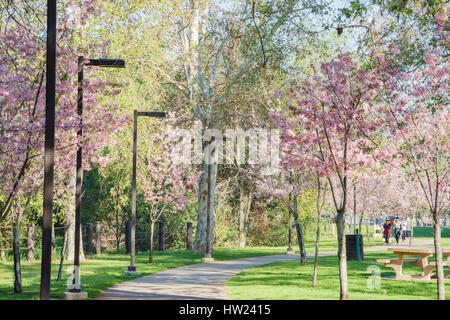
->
66;218;85;261
409;217;414;247
65;170;85;261
366;218;370;243
432;211;445;300
238;179;245;248
312;211;321;287
115;210;120;252
13;225;22;293
0;228;5;261
57;226;67;281
238;180;252;248
415;215;421;227
353;184;356;234
291;194;306;265
359;213;363;234
27;223;35;262
329;220;332;238
336;209;348;300
332;221;335;238
149;220;155;263
193;162;217;253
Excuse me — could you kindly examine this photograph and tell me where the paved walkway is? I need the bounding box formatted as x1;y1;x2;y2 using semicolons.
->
96;239;434;300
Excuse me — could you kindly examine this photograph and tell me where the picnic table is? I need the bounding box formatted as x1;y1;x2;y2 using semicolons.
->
376;247;450;280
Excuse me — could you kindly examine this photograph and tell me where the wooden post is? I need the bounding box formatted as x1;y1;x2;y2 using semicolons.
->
85;223;93;256
187;222;193;251
158;221;165;251
96;223;101;255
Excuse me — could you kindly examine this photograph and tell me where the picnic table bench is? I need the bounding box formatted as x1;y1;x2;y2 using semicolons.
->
376;247;450;280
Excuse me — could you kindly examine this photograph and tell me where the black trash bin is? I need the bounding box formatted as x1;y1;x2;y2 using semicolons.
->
346;234;364;261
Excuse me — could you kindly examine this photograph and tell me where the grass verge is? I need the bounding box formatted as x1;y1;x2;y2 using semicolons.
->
225;240;450;300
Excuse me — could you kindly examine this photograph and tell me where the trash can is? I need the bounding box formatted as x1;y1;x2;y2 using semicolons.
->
346;234;364;261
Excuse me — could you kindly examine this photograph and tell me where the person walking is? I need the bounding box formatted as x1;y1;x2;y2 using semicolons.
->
389;218;394;239
383;219;392;245
401;218;408;242
394;218;402;244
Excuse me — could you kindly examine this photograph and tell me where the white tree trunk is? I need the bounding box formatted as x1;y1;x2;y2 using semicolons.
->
193;162;217;253
65;171;85;261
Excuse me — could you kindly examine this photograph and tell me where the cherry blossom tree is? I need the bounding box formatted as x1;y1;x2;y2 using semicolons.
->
280;53;387;300
382;46;449;300
253;165;310;265
0;0;129;223
142;127;199;263
251;113;317;266
0;3;129;287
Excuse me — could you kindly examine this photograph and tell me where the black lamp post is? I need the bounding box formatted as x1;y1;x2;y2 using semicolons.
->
68;57;125;297
40;0;57;300
202;136;215;262
286;210;294;254
126;110;165;274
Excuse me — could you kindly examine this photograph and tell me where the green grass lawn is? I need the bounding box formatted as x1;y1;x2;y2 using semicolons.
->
0;235;424;300
1;237;369;301
225;241;450;300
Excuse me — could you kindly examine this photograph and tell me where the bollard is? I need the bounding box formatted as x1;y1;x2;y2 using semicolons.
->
158;221;165;251
356;228;360;262
96;223;101;255
85;223;93;256
125;221;131;254
187;222;193;251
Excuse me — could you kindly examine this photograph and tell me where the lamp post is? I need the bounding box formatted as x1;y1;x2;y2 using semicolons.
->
125;110;165;275
64;57;125;300
286;210;295;255
202;136;215;262
40;0;56;300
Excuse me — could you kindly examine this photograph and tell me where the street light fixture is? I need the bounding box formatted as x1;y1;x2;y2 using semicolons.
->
65;56;125;300
126;110;166;275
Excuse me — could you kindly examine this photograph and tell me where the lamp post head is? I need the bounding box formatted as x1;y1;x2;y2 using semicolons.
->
82;58;126;68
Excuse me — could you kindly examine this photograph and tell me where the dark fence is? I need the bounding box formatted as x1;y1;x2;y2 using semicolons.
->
413;227;450;238
0;221;196;261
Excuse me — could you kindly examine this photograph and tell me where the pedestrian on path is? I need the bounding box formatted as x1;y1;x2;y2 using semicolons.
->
383;219;392;244
394;218;402;244
401;218;408;242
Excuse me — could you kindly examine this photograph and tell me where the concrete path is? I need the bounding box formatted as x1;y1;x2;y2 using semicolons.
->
96;239;434;300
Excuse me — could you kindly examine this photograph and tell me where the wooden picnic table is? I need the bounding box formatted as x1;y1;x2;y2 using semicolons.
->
376;247;450;280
